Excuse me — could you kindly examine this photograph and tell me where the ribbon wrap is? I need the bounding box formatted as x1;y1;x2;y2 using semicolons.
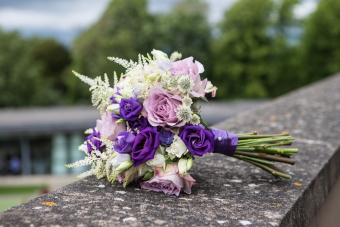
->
211;127;238;156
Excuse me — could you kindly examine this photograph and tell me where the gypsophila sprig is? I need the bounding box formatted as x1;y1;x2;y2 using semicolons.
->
68;49;299;196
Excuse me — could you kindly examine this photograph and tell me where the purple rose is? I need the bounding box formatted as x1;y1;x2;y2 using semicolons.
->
180;125;214;156
159;129;174;146
120;97;143;121
114;131;135;154
128;117;150;135
86;127;104;154
131;128;160;167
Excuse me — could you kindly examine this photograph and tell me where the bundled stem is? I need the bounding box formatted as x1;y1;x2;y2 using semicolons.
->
232;132;298;179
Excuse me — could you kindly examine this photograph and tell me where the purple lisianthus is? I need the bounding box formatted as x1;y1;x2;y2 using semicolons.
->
86;127;104;154
131;127;160;167
120;97;143;121
114;131;135;154
128;116;150;135
159;129;175;146
180;125;214;156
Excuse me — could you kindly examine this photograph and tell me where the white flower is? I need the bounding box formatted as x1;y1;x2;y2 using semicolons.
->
182;95;193;107
146;153;166;169
178;158;188;175
107;104;120;114
190;113;200;125
167;77;178;91
111;153;131;168
151;49;168;59
166;135;188;160
177;75;194;94
177;105;193;122
78;143;88;153
170;51;182;62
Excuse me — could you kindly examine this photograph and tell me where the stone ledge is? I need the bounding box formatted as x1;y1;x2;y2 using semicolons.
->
1;74;340;227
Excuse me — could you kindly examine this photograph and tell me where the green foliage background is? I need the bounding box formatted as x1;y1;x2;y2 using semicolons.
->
0;0;339;107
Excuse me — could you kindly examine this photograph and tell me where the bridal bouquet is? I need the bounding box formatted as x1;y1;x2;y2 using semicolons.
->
67;50;298;196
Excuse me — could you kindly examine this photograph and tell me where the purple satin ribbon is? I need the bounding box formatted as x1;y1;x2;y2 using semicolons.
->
211;127;238;156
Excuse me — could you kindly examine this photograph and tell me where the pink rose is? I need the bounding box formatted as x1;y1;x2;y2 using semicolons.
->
140;164;195;196
96;111;126;141
144;85;185;127
170;57;208;98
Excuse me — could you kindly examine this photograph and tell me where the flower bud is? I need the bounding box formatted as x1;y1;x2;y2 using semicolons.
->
186;158;193;171
151;49;168;59
147;73;159;81
115;118;125;124
107;104;120;114
115;160;133;174
178;158;188;175
142;171;154;181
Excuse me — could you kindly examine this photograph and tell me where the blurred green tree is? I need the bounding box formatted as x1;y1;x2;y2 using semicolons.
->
0;30;71;107
152;0;212;79
212;0;299;99
297;0;340;85
69;0;154;104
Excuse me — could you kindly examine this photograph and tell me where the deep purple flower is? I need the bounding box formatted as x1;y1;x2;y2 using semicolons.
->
86;127;104;154
120;97;143;121
180;126;214;156
128;116;150;135
114;131;135;154
131;128;160;167
159;129;175;146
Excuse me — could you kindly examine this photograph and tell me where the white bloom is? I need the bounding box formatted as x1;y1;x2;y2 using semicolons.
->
111;153;131;168
178;75;194;94
166;135;188;160
178;158;188;175
151;49;168;59
182;95;193;107
170;51;182;62
107;104;120;114
190;113;200;125
177;105;193;122
167;76;178;91
204;81;218;97
146;153;166;169
78;143;88;153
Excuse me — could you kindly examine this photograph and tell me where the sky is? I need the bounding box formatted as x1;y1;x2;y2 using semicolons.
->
0;0;318;46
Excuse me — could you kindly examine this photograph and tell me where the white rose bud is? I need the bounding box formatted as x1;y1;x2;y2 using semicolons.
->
146;153;165;169
115;161;133;174
151;49;168;59
178;158;188;175
186;158;194;171
107;104;120;114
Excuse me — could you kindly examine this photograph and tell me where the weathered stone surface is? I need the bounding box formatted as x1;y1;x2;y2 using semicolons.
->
1;74;340;227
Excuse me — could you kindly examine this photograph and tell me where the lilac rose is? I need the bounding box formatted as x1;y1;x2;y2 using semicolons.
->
180;125;214;156
114;131;135;154
144;85;185;128
140;164;195;196
120;97;143;121
170;57;208;98
131;127;160;167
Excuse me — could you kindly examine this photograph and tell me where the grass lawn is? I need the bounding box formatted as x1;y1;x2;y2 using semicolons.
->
0;185;44;212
